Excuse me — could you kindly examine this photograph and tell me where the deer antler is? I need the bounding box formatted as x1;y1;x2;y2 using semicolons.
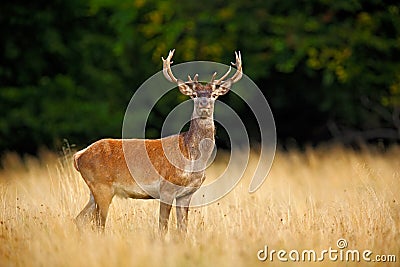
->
162;49;178;83
163;50;242;86
188;74;199;83
209;72;218;84
230;51;242;83
213;51;242;85
213;66;232;85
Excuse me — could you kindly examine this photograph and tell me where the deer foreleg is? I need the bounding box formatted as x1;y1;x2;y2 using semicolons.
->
159;201;172;235
176;194;192;233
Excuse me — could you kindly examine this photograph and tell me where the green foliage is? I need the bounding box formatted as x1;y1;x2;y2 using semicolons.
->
1;0;399;154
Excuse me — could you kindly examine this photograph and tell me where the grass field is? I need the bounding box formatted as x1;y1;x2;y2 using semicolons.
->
0;145;399;266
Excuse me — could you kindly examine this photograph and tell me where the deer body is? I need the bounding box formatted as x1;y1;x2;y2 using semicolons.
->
74;50;242;233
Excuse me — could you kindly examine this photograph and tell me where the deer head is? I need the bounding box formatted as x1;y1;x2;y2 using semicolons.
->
162;49;243;119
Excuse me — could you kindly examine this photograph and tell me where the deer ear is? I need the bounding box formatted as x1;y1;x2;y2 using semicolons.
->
178;80;194;96
214;79;232;96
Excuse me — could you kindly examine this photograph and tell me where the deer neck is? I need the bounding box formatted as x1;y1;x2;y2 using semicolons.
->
184;114;215;161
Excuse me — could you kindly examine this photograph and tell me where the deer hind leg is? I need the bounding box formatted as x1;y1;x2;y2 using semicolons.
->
75;192;97;229
91;183;114;230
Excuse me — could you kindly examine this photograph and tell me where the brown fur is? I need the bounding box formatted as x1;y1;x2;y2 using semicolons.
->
74;122;214;233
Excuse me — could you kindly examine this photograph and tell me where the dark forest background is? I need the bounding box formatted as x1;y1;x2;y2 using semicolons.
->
1;0;399;155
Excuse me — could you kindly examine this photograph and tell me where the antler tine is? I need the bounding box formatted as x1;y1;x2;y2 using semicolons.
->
229;51;243;83
214;66;232;85
188;74;199;83
212;51;243;85
162;49;178;83
209;72;218;83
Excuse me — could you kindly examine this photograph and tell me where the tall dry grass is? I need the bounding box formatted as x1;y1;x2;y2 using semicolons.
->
0;145;399;266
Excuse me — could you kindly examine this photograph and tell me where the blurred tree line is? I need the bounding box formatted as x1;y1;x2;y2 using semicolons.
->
1;0;399;154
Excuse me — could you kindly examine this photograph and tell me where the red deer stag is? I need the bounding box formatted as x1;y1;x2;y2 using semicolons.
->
74;49;243;233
